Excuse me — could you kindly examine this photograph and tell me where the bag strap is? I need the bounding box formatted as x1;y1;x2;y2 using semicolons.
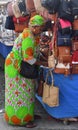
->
45;69;54;86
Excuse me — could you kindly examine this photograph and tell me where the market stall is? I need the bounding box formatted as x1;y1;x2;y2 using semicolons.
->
36;68;78;119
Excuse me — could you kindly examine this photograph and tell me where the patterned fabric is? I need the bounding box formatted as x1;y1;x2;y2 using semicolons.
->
4;28;39;125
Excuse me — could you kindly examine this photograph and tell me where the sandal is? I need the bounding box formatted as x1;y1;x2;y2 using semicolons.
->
26;121;37;128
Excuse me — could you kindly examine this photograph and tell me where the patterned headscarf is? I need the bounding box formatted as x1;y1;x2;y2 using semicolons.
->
29;15;45;26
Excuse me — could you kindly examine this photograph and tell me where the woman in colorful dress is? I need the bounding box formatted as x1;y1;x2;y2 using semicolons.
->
4;15;45;128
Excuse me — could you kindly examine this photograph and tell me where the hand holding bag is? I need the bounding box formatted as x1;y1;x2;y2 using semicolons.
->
42;70;59;107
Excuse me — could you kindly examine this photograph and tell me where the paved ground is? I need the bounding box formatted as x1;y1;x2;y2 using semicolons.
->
0;54;78;130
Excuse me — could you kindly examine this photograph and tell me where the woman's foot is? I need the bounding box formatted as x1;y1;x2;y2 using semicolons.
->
26;121;37;128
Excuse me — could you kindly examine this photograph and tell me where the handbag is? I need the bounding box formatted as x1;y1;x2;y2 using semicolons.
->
14;22;28;33
12;0;22;18
57;46;71;63
72;40;78;51
72;19;78;36
18;0;30;16
54;62;70;76
41;0;60;14
71;0;78;17
58;18;72;35
33;0;44;12
13;16;30;23
42;70;59;107
7;2;14;16
72;51;78;64
20;60;38;79
13;15;29;32
5;16;15;30
57;31;72;46
58;0;73;22
26;0;36;13
71;64;78;74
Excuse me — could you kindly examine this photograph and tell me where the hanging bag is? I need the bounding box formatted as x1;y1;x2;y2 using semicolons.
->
41;0;60;14
42;70;59;107
58;18;72;35
12;0;22;18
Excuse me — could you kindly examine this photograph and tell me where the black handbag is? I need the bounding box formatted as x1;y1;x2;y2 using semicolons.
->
71;0;78;17
57;31;72;46
41;0;60;14
58;0;73;22
20;60;38;79
5;16;15;30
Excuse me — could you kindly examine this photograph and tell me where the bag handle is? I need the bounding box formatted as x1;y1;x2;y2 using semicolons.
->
45;69;54;86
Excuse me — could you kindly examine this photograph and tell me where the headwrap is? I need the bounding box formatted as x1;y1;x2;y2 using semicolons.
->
29;15;45;26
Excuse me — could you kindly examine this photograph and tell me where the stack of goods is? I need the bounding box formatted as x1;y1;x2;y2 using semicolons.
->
5;0;36;33
40;0;78;75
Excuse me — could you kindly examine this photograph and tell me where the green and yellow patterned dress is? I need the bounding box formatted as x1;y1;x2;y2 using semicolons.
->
4;28;39;125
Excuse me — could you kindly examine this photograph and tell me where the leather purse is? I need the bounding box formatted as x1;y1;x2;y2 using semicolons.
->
26;0;36;13
72;40;78;51
5;16;15;30
14;22;28;33
71;64;78;74
54;62;70;76
13;16;30;23
72;51;78;64
72;19;78;36
57;46;72;63
7;2;14;16
42;70;59;107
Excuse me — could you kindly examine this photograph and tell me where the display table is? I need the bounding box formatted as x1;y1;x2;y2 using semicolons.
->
36;68;78;119
0;42;13;58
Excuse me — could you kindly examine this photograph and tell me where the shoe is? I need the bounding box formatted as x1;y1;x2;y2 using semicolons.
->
26;121;37;128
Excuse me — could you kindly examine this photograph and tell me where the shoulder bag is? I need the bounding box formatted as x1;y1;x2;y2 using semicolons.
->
42;70;59;107
20;60;39;79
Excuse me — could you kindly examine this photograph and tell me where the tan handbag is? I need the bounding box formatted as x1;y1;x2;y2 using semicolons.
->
42;70;59;107
33;0;44;12
26;0;36;12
